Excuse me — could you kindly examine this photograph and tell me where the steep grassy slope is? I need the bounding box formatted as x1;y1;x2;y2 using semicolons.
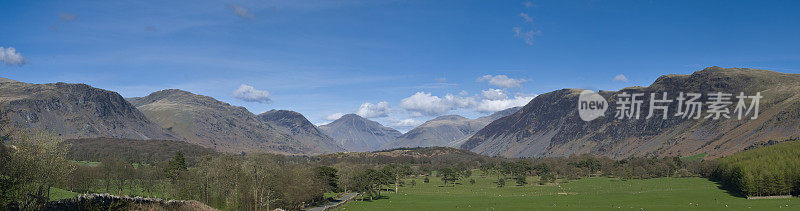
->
131;89;337;155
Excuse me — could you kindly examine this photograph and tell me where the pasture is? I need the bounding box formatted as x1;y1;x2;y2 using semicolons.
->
337;174;797;210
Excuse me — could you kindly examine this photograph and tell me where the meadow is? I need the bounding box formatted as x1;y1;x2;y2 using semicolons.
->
337;173;797;210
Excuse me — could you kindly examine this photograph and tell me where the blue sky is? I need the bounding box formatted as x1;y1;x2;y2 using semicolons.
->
2;0;799;131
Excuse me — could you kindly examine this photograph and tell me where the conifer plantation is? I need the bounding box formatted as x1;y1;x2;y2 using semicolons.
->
713;140;800;197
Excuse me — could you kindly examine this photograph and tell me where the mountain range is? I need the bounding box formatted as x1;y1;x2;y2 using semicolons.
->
0;80;175;140
318;114;402;152
381;107;521;149
256;109;345;153
3;66;798;159
461;67;800;159
128;89;342;155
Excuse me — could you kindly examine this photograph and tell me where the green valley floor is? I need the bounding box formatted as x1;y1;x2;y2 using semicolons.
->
336;176;797;210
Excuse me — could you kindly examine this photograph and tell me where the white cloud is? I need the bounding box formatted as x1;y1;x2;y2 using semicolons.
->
435;77;447;82
399;90;535;115
475;94;535;113
513;6;540;46
477;75;528;88
356;101;391;118
391;118;420;127
229;5;255;19
481;88;508;100
232;84;271;103
614;74;629;82
520;12;533;23
513;27;540;46
400;92;476;116
523;1;535;8
58;12;77;22
0;47;28;66
458;90;469;96
325;112;345;121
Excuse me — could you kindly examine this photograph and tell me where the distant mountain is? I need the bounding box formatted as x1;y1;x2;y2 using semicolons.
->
0;78;19;83
318;114;402;152
477;106;522;122
461;67;800;159
256;109;345;153
0;79;175;140
382;107;521;149
131;89;339;155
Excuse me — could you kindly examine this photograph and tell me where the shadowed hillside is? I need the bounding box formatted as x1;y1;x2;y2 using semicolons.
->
256;109;345;153
463;67;800;158
0;79;176;141
63;138;218;164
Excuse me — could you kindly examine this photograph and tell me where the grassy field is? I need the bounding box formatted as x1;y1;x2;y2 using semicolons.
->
72;160;100;166
72;160;150;168
50;187;79;200
680;153;708;162
337;173;797;210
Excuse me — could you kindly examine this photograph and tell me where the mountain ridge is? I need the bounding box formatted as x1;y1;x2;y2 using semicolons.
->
382;107;522;149
0;81;176;140
256;109;345;153
131;89;341;155
461;67;800;159
318;114;402;152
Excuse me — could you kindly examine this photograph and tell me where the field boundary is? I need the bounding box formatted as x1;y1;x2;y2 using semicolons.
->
746;195;793;200
306;192;358;211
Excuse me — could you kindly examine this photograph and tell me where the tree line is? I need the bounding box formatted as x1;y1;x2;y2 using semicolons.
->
711;140;800;197
3;128;797;209
1;130;335;210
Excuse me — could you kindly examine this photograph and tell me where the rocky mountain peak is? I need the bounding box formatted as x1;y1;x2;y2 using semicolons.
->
0;80;176;140
319;113;401;152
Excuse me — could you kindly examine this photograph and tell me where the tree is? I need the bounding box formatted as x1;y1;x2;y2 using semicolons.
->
352;169;386;201
165;151;187;180
137;165;161;198
515;175;527;186
2;130;75;209
497;178;505;188
423;177;430;183
316;166;340;192
98;158;116;194
539;173;555;185
97;158;134;195
334;163;366;193
480;163;497;177
67;165;95;194
533;163;549;175
469;178;476;185
1;142;14;204
382;164;412;193
410;180;416;187
439;168;459;186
